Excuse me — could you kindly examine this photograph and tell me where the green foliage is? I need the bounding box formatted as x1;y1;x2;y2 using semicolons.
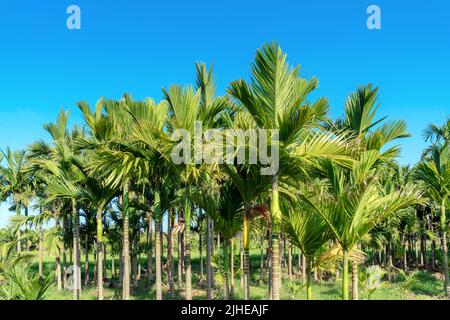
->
359;265;386;299
0;263;52;300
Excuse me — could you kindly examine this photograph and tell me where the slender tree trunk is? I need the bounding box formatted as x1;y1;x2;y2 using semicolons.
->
184;191;192;300
352;260;359;300
199;228;204;280
63;242;67;288
271;234;281;300
178;213;183;288
243;216;250;300
230;238;235;298
122;182;131;300
16;205;21;255
155;219;163;300
56;256;62;291
84;237;90;285
342;249;349;300
112;255;115;279
147;212;153;284
72;200;81;300
441;202;449;297
431;240;436;270
302;254;306;284
259;235;265;284
271;175;282;300
38;222;43;280
306;257;312;300
288;242;292;281
268;229;273;299
168;209;175;299
421;234;427;268
103;243;107;280
223;240;230;300
119;253;124;285
131;242;137;288
206;215;212;299
240;234;244;289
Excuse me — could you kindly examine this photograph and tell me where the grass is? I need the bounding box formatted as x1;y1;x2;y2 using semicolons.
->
26;247;448;300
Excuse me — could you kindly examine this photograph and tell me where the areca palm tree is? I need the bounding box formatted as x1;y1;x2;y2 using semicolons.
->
26;110;87;300
228;43;353;299
43;226;64;291
282;187;331;300
0;148;33;254
415;144;450;296
159;64;226;300
195;181;243;299
306;153;423;300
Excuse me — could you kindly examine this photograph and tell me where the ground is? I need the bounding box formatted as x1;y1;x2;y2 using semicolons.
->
29;247;447;300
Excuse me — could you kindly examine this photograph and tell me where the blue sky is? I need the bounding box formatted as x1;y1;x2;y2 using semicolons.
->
0;0;449;226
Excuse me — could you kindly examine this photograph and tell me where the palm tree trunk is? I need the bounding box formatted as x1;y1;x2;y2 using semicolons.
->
16;205;21;255
240;234;244;289
122;182;131;300
56;256;62;291
119;252;123;285
63;244;67;288
342;249;349;300
421;234;427;268
184;190;192;300
230;238;235;298
112;255;115;278
271;175;282;300
84;237;90;285
302;254;306;284
352;260;359;300
72;199;81;300
223;240;230;300
431;240;436;270
271;234;281;300
259;235;265;284
38;222;43;280
288;242;292;281
168;209;175;299
243;215;250;300
206;215;212;299
199;227;204;280
131;241;137;287
267;229;273;299
178;214;184;288
147;212;153;284
155;219;163;300
441;202;449;297
306;257;312;300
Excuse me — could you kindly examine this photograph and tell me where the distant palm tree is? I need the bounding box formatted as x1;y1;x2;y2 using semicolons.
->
415;144;450;297
0;148;33;254
282;188;331;300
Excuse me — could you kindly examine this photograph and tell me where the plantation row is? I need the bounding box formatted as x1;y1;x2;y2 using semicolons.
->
0;43;449;300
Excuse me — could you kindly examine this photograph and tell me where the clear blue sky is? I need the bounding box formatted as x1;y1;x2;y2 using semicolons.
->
0;0;449;226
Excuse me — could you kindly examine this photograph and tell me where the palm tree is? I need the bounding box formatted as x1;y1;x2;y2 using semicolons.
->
43;226;64;291
195;181;243;299
0;148;33;254
161;64;226;300
228;43;352;299
282;188;331;300
27;110;86;300
415;144;450;296
306;153;422;300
